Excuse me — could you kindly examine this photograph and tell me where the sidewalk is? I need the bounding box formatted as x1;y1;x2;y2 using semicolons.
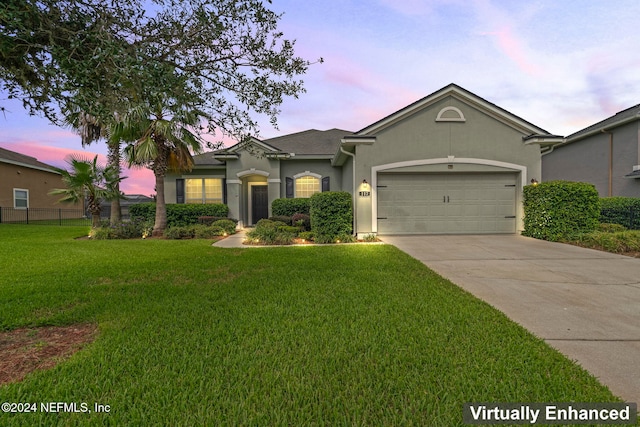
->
211;229;247;248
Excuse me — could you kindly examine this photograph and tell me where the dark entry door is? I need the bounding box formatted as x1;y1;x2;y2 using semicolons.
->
251;185;269;224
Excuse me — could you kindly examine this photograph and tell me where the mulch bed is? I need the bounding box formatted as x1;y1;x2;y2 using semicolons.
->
0;324;97;385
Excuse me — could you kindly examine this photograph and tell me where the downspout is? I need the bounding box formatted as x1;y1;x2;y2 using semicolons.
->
340;146;357;236
541;145;555;156
602;129;613;197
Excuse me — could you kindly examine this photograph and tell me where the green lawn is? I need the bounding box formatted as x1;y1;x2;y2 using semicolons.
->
0;225;621;426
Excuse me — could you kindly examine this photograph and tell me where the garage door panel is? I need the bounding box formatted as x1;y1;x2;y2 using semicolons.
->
377;173;517;234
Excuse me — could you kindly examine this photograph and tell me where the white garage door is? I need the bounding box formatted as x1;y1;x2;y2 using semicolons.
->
377;173;517;234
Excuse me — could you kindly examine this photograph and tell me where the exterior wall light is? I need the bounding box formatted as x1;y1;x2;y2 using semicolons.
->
530;178;539;186
362;179;369;189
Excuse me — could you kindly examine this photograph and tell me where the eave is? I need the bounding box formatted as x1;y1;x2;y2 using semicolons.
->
522;134;565;146
0;158;60;174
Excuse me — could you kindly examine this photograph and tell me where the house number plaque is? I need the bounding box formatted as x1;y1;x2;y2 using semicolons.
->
359;191;371;197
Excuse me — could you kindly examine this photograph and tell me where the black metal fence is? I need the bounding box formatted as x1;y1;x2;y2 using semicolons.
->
600;207;640;230
0;207;91;226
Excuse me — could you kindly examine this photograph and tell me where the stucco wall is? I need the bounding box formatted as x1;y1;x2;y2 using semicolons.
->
542;121;640;197
279;159;342;194
0;163;78;209
164;168;226;204
352;95;542;234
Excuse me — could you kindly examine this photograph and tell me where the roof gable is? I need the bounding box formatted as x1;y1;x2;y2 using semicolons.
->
0;146;59;173
355;83;551;136
223;137;282;154
263;128;352;156
566;103;640;142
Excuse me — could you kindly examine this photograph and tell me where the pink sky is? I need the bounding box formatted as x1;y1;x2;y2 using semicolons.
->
2;0;640;195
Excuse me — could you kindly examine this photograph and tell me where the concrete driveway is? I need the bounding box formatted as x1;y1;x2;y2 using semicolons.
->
381;234;640;403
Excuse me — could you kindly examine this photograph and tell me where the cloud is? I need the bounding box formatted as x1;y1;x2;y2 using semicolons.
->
1;142;156;195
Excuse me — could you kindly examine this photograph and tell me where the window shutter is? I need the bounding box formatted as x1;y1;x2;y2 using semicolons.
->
176;179;185;204
222;178;227;204
321;176;330;192
286;177;294;198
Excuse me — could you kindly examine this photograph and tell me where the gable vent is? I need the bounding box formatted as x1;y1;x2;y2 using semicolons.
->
436;106;466;122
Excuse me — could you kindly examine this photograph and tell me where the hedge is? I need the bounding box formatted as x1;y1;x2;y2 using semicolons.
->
600;197;640;230
129;203;230;227
522;181;600;241
309;191;352;242
271;198;311;216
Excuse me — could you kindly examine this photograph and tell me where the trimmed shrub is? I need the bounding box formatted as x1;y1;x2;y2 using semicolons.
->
272;198;311;216
600;197;640;230
292;213;311;231
194;225;225;239
268;215;292;225
298;231;314;241
130;203;229;227
198;216;236;226
245;219;295;245
522;181;600;241
164;226;196;240
598;223;627;233
310;191;352;241
211;219;237;235
570;230;640;254
89;218;153;240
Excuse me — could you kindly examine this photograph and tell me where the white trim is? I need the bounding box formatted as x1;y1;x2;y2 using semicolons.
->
227;137;280;153
357;85;547;136
1;158;60;174
292;171;322;179
248;182;268;225
13;188;29;209
436;106;466;122
267;179;281;183
292;173;322;198
184;178;224;204
227;179;242;184
370;158;527;233
237;169;270;178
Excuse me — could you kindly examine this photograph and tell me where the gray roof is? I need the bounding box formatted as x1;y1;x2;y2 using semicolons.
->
192;151;226;166
0;146;59;173
567;103;640;141
263;128;353;155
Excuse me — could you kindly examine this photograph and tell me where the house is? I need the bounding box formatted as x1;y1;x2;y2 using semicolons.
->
165;84;562;235
542;104;640;197
100;194;155;219
0;146;71;210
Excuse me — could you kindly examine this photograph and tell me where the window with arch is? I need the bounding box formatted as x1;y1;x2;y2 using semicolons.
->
295;175;320;198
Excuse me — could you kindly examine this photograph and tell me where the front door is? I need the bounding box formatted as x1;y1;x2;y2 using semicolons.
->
251;185;269;225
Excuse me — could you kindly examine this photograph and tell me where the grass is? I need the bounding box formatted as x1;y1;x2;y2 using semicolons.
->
0;224;623;426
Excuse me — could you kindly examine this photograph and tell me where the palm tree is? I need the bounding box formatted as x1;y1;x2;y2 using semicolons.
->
65;110;125;224
49;155;125;228
115;103;206;236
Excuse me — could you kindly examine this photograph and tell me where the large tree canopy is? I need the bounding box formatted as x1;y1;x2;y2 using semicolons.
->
1;0;319;142
0;0;142;121
3;0;318;234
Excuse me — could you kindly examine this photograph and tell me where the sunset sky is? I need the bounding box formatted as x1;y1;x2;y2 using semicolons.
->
2;0;640;195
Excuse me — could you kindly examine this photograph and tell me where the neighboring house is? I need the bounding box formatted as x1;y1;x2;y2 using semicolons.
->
0;146;79;211
542;104;640;197
165;84;562;235
100;194;155;219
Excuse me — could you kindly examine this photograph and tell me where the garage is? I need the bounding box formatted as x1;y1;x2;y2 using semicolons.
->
376;173;517;234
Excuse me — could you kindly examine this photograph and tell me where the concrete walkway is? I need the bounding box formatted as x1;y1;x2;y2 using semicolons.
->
211;229;247;248
381;234;640;403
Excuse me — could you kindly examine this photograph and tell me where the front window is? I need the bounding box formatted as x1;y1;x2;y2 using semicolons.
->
295;176;320;198
14;189;28;209
185;178;223;203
